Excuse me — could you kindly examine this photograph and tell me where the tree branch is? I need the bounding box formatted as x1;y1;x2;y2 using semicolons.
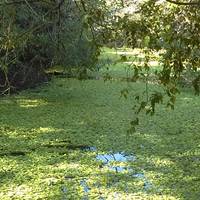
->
166;0;200;6
0;0;52;6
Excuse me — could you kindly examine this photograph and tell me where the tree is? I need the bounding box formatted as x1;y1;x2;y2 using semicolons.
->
0;0;104;94
109;0;200;131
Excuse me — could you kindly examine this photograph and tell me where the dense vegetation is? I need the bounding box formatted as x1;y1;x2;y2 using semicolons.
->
0;0;103;93
0;49;200;199
0;0;200;199
1;1;199;89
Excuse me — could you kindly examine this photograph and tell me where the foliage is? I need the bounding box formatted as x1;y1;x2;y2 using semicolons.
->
0;0;104;94
131;1;199;91
111;1;200;130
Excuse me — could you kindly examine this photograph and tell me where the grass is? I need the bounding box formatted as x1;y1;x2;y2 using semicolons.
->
0;49;200;199
96;47;162;81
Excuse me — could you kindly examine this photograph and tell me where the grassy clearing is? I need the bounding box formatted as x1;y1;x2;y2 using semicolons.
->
0;49;200;200
96;47;162;81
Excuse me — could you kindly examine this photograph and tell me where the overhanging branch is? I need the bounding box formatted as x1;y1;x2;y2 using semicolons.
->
0;0;52;6
166;0;200;6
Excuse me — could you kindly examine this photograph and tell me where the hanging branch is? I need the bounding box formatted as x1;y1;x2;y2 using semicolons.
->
24;0;40;18
165;0;200;6
0;0;53;6
56;0;65;50
80;0;87;12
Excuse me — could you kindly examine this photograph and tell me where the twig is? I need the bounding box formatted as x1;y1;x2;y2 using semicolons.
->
0;0;52;6
166;0;200;6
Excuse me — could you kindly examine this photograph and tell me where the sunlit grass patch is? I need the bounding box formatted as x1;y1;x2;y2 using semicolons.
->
16;98;48;108
96;47;163;83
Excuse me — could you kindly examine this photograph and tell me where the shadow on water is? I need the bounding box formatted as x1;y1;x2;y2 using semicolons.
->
0;151;27;157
